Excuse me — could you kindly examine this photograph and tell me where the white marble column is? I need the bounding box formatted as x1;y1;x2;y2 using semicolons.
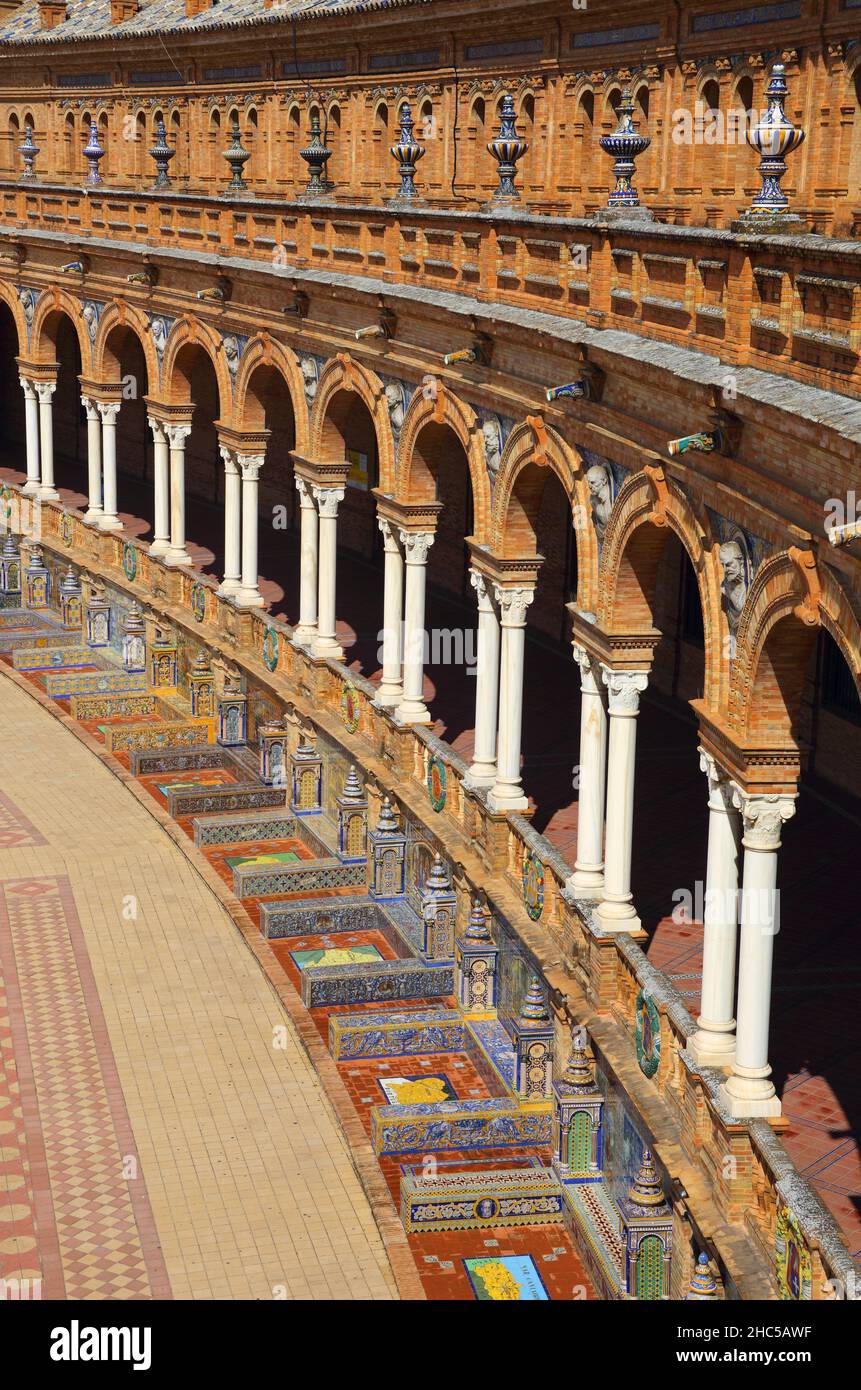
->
217;446;241;596
164;423;192;567
236;453;265;608
595;668;648;932
147;417;170;557
97;401;122;531
375;518;405;708
567;644;608;899
20;379;40;497
688;751;742;1068
395;530;434;725
35;381;58;501
487;585;534;814
81;397;103;524
312;485;344;659
466;568;500;787
292;478;318;647
719;791;796;1118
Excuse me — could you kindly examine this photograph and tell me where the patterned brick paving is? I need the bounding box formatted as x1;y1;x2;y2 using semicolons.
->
0;669;398;1299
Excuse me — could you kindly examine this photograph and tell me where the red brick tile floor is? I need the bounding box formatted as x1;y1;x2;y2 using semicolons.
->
5;453;859;1261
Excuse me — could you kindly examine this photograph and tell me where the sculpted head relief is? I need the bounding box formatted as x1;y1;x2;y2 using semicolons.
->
586;463;614;542
719;534;750;633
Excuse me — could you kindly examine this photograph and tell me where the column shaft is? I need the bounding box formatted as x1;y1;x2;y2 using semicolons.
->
688;752;742;1067
292;479;318;647
20;380;41;497
312;486;344;659
97;402;122;531
164;425;192;567
375;519;404;707
467;569;500;786
217;448;241;595
395;530;433;725
36;383;58;501
568;645;608;898
82;398;103;523
487;586;533;813
236;454;264;608
595;669;648;932
148;419;170;556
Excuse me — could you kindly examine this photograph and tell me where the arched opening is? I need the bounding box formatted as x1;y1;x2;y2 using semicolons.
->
6;112;19;176
469;97;486;199
168;342;222;576
42;309;85;499
318;387;380;661
0;300;24;479
240;362;298;617
101;323;150;528
286;104;301;190
373;101;390;194
208;108;221;189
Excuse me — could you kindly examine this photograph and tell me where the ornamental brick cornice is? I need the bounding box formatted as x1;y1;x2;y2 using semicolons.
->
694;704;802;798
291;450;350;490
78;376;122;404
568;605;659;673
142;395;193;428
466;542;542;591
372;488;442;533
214;422;270;454
15;355;58;384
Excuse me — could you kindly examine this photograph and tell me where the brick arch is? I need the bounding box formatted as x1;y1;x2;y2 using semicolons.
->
30;287;92;372
490;417;595;598
310;352;395;492
233;333;309;452
395;383;490;543
161;315;232;413
598;467;726;708
0;279;27;353
729;550;861;745
92;300;158;389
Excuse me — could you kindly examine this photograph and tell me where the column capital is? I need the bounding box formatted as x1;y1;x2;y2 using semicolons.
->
698;747;738;812
164;422;191;449
399;529;434;564
493;584;534;625
34;380;56;404
147;415;167;443
96;400;120;425
19;376;37;400
312;485;344;517
81;395;101;422
238;453;265;481
378;516;402;551
295;476;315;506
219;443;239;473
602;667;648;715
730;788;796;851
469;567;495;612
572;641;604;694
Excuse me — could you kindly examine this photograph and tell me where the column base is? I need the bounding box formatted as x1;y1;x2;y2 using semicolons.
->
687;1027;736;1069
566;866;605;900
148;538;170;558
216;576;241;597
21;480;40;497
312;637;344;661
38;486;59;501
83;508;104;526
594;899;642;933
719;1068;781;1119
394;702;432;726
234;588;265;610
487;786;529;815
465;760;497;789
163;549;193;568
290;625;316;649
97;515;123;532
374;682;404;709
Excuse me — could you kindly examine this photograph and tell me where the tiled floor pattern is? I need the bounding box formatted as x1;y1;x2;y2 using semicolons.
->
0;668;398;1299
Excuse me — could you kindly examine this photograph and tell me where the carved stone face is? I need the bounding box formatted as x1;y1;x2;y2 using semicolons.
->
300;356;318;402
720;540;744;586
384;382;405;432
482;418;502;472
719;538;749;632
586;463;613;539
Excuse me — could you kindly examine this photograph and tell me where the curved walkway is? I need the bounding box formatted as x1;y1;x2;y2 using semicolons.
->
0;666;398;1300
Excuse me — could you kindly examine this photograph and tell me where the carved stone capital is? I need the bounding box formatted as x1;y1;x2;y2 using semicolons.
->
82;395;101;423
731;789;796;851
469;567;494;612
313;486;344;517
493;585;534;626
96;400;120;426
238;453;265;481
400;530;434;564
295;476;315;506
34;380;56;405
699;747;736;815
602;667;648;715
164;423;191;449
